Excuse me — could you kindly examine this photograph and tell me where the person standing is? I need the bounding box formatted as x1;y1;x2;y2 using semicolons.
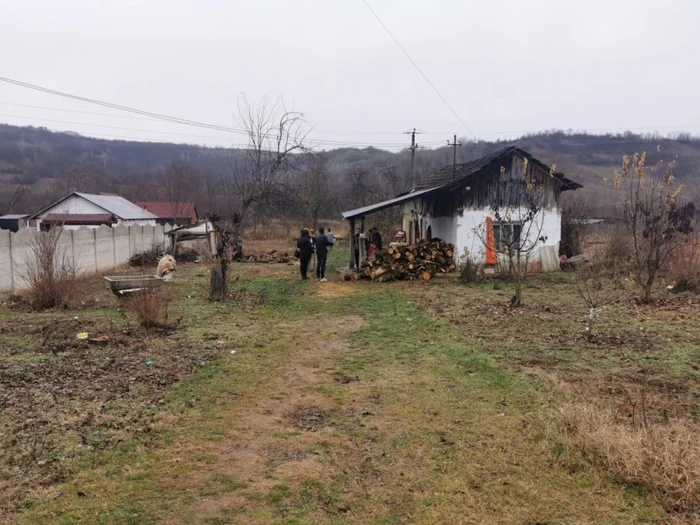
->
296;229;313;280
326;228;335;251
315;227;331;281
371;227;383;251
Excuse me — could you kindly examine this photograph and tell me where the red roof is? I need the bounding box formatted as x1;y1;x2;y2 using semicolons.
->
43;213;116;224
135;201;197;220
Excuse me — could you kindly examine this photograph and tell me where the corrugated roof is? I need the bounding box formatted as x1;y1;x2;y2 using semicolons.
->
341;147;582;220
43;213;116;224
341;186;442;220
415;146;582;191
167;220;213;237
135;201;196;219
75;193;158;220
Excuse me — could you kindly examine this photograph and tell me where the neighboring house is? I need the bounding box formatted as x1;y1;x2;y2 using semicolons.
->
31;192;157;230
135;201;198;226
342;146;582;271
0;214;30;232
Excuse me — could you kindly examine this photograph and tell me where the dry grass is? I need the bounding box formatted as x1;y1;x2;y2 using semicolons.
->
244;218;347;241
124;288;176;328
555;401;700;514
668;238;700;292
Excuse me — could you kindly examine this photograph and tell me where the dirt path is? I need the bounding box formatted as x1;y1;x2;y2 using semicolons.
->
163;313;368;524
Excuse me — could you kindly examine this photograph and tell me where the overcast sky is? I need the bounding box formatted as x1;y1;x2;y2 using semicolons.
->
1;0;699;151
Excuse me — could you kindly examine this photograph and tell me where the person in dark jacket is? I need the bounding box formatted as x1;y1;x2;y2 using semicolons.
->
315;227;331;281
371;227;382;250
296;229;313;280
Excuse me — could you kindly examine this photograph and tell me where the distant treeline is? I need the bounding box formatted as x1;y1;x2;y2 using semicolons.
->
1;124;699;222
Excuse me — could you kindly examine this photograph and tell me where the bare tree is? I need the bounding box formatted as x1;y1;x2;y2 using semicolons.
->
226;94;310;241
612;151;695;303
5;183;28;213
63;161;99;193
160;160;198;226
574;252;624;341
560;194;591;257
346;166;374;208
294;153;335;230
474;160;554;307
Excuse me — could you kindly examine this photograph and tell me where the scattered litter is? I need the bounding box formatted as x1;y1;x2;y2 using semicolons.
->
230;350;237;354
216;340;225;345
89;336;110;344
146;361;153;366
76;332;88;340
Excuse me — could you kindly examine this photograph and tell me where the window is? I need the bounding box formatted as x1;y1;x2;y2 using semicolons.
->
493;222;522;252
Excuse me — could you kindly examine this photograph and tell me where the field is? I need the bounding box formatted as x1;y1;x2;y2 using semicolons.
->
1;244;698;524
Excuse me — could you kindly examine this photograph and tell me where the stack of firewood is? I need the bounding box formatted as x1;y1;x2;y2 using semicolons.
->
243;251;294;264
346;240;456;282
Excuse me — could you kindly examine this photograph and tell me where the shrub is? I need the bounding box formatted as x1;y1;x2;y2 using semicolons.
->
667;236;700;293
458;259;483;284
555;402;700;513
560;196;591;257
20;228;77;310
124;288;175;328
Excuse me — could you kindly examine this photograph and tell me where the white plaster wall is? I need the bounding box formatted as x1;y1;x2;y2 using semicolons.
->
425;206;562;268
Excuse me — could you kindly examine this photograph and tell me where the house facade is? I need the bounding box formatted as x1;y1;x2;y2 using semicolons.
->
31;192;157;230
135;201;198;227
342;147;582;271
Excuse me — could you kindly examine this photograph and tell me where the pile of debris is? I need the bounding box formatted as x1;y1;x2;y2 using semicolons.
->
129;245;164;267
347;240;456;282
243;250;294;264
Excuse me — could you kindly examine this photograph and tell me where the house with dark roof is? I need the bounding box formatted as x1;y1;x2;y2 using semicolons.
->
342;146;582;271
135;201;198;226
31;192;157;230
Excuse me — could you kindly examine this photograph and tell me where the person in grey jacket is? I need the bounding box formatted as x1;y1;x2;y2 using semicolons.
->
326;228;335;251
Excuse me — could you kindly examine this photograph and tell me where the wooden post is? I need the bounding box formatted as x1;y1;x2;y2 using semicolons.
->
359;218;366;267
349;218;356;269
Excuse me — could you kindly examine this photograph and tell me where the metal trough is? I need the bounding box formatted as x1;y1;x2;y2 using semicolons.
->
104;275;162;296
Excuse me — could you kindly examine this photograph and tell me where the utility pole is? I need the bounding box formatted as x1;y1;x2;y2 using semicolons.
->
447;134;462;179
404;128;422;190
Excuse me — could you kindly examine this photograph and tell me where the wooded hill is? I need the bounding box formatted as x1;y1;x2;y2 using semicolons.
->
2;123;700;219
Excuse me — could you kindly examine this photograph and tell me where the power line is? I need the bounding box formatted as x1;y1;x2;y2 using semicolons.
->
0;75;251;135
361;0;477;140
0;77;447;148
0;77;427;148
0;114;237;142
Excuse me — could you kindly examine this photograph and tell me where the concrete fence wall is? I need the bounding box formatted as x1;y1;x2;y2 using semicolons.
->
0;224;170;293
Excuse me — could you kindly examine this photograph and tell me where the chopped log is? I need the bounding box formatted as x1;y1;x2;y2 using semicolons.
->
422;271;432;281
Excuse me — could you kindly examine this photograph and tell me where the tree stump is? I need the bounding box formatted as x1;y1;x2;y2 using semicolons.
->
209;259;229;301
